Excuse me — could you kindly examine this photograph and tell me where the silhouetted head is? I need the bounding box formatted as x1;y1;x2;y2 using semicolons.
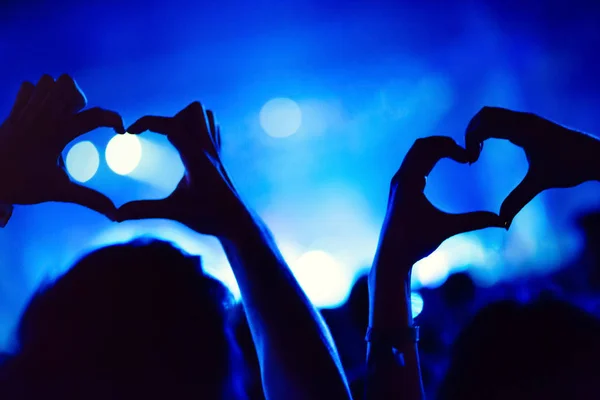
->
438;297;600;400
4;239;246;399
347;274;369;331
440;272;476;308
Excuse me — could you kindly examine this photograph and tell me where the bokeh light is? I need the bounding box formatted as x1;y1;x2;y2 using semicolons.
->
292;250;350;308
259;98;302;138
413;249;451;288
105;133;142;175
65;141;100;183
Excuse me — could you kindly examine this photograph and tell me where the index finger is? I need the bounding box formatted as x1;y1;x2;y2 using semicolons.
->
7;81;35;123
127;115;176;136
53;74;87;116
65;107;126;143
53;180;117;220
465;106;534;162
395;136;469;183
499;172;543;229
444;210;505;238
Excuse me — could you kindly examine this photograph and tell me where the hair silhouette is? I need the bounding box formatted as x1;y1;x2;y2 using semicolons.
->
2;239;246;399
439;297;600;400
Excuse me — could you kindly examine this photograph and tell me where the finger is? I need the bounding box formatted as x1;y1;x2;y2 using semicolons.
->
206;109;220;152
52;74;87;117
126;115;175;135
54;181;117;220
115;198;175;223
66;108;125;142
23;75;55;116
465;106;509;147
395;136;469;185
215;122;222;153
126;114;190;152
500;172;543;229
465;106;531;162
445;211;505;237
176;102;219;157
178;101;211;138
128;102;207;135
176;101;206;121
7;81;35;122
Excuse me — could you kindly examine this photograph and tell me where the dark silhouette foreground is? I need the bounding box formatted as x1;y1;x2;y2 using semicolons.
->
2;239;246;399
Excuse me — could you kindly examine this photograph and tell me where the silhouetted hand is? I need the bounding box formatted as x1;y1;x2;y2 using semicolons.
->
465;106;600;227
382;136;504;271
115;102;244;236
0;74;125;222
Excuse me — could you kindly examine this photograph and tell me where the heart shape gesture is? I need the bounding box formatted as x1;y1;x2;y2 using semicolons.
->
114;102;246;237
378;136;505;273
0;75;125;225
6;76;594;252
465;107;600;227
0;76;244;236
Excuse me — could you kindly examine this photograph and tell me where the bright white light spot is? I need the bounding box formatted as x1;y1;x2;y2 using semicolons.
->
260;97;302;138
105;133;142;175
413;250;450;288
65;141;99;183
411;292;424;318
292;250;350;308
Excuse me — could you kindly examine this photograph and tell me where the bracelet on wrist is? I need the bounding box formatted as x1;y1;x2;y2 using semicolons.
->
365;325;420;348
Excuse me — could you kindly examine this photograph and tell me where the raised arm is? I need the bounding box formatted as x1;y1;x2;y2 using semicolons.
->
116;102;352;400
365;137;504;400
0;75;125;226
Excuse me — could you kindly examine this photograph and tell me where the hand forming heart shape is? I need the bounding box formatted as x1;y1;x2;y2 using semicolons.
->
0;75;245;235
380;136;505;270
0;75;124;224
113;101;246;237
360;108;600;275
3;76;599;239
465;107;600;228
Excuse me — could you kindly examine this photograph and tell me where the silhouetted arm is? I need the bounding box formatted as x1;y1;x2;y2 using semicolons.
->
366;236;424;400
365;236;423;399
220;209;352;400
0;75;123;226
364;137;504;400
117;103;352;400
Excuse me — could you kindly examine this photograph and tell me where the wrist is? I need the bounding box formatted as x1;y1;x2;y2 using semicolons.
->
369;268;413;329
216;203;265;247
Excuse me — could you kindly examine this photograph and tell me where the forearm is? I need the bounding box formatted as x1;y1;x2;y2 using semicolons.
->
218;208;351;399
365;234;424;400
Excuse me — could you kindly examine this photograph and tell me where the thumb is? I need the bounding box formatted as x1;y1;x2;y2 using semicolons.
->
500;172;543;228
445;210;505;237
55;182;117;220
115;198;176;223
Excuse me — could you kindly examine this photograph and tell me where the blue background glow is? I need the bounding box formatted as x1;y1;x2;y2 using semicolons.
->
1;0;600;349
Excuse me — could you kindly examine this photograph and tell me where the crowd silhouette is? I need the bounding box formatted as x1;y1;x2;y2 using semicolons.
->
1;75;600;399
